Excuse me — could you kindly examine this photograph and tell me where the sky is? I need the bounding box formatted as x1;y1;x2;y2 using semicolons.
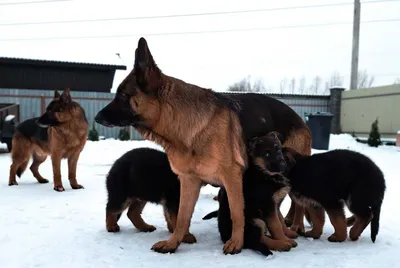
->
0;0;399;94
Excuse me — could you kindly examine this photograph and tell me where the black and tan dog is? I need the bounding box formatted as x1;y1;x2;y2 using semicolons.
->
105;147;196;244
9;88;88;192
202;147;298;255
251;132;386;243
94;37;311;254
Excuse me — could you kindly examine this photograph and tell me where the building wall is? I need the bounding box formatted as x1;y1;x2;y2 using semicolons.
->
0;88;331;140
340;84;400;138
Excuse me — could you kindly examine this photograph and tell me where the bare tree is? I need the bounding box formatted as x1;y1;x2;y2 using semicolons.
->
298;76;306;94
357;69;374;89
289;77;296;94
227;76;267;92
329;71;344;87
252;78;266;92
309;75;322;94
280;77;288;93
227;76;252;92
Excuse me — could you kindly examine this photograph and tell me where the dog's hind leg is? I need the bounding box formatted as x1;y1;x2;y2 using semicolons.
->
106;197;131;232
127;199;156;232
30;152;49;184
326;206;348;242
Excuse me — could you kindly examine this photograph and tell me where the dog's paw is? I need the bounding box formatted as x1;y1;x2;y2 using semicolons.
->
223;238;243;255
328;233;347;242
54;185;65;192
151;240;179;254
8;181;18;186
182;233;197;244
139;225;156;232
71;184;84;190
107;224;120;233
284;227;299;239
290;224;305;236
38;178;49;184
304;229;322;239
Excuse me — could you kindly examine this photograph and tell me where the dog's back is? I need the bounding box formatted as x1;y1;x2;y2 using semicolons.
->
287;149;386;242
106;147;180;209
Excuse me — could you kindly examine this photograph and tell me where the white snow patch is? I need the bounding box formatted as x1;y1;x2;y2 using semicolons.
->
4;114;15;121
0;134;399;267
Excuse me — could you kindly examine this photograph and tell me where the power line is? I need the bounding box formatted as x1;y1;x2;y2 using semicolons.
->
0;0;69;6
0;18;399;42
0;0;397;27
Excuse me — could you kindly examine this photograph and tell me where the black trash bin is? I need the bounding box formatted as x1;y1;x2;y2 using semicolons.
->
305;112;334;150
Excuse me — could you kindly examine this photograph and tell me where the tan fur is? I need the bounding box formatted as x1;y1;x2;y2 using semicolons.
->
8;88;88;192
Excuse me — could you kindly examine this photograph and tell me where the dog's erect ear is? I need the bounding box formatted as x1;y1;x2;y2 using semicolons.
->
134;37;162;94
54;89;60;99
60;88;72;104
268;131;284;144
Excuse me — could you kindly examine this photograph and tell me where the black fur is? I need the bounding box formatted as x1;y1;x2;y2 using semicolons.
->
106;147;180;227
274;147;386;243
203;164;288;256
15;117;49;142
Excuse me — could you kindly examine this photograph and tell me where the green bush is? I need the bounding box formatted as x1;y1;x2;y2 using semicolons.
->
367;118;382;147
118;127;130;141
88;122;99;141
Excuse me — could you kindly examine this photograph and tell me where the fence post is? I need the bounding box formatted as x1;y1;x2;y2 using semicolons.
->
40;94;45;114
329;87;345;134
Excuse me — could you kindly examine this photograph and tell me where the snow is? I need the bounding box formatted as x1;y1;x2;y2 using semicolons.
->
4;114;15;121
0;134;399;268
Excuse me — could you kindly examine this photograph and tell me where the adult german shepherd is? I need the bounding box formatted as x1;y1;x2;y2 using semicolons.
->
9;88;88;192
94;37;311;254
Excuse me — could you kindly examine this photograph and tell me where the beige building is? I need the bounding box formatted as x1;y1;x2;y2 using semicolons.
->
340;84;400;139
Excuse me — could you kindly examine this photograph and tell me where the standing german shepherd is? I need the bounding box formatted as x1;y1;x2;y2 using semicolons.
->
9;88;88;192
94;37;311;254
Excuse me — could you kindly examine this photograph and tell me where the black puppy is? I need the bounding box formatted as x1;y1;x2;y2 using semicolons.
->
105;147;196;244
203;157;297;255
252;132;386;243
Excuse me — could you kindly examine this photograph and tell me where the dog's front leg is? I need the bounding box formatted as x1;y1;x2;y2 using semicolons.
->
51;153;64;192
68;151;84;190
221;167;245;255
151;175;201;254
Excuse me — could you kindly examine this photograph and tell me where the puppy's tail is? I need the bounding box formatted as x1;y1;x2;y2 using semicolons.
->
370;202;382;243
202;210;218;220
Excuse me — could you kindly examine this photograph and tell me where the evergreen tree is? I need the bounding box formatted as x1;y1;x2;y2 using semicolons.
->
367;118;382;147
88;121;99;141
118;127;130;141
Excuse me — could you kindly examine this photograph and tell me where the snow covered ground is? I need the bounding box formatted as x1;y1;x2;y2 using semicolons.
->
0;134;399;268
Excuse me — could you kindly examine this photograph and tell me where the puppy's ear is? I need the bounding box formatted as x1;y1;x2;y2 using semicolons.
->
60;88;72;104
54;89;60;99
248;137;259;153
269;131;284;144
134;37;162;94
282;147;297;167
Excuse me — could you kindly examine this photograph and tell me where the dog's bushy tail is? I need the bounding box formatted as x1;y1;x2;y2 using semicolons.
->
371;202;382;243
202;210;218;220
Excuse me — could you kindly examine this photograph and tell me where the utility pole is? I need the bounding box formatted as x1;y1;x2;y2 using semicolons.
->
350;0;361;90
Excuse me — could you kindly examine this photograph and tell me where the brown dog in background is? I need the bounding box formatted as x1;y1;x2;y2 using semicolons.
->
95;37;311;254
9;88;88;192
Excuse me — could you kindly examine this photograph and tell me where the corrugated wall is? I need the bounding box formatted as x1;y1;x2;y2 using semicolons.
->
0;88;330;139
